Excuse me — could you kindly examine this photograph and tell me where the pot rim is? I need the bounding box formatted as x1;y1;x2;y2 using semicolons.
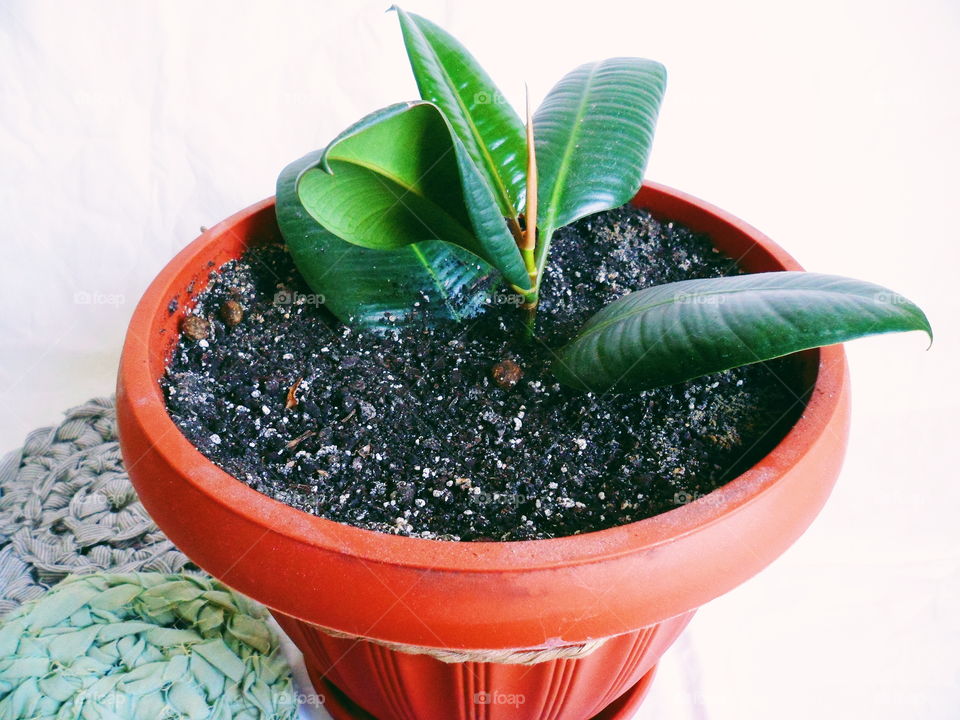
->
118;181;846;575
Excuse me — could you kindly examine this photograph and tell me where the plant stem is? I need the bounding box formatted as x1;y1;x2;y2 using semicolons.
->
521;84;539;306
533;228;553;295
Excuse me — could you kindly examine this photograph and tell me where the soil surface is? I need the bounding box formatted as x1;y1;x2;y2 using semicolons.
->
163;206;806;541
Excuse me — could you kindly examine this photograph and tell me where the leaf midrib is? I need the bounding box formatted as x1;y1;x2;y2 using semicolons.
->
541;61;601;235
323;155;476;245
411;244;463;322
571;284;888;342
305;156;480;314
289;152;482;326
410;20;519;218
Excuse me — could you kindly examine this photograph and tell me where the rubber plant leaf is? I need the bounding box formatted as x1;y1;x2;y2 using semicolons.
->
276;149;492;328
393;6;527;219
553;272;932;392
534;58;667;252
297;101;531;292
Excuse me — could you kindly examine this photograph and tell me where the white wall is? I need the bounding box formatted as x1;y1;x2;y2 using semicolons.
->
1;1;958;717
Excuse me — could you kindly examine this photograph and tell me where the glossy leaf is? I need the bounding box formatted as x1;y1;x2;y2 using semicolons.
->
393;6;527;218
276;149;493;328
298;101;531;291
534;58;667;241
554;272;932;392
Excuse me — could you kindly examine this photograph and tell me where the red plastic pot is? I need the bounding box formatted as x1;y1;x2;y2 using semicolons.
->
117;182;850;720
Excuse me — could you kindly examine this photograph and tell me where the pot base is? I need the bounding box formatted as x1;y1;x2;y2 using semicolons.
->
309;664;657;720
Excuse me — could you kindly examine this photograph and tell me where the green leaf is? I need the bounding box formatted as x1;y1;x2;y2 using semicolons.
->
393;6;527;218
554;272;932;392
299;101;531;291
277;148;492;328
534;58;667;241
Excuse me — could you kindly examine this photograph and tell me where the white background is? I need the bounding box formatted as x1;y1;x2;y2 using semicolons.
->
1;1;958;718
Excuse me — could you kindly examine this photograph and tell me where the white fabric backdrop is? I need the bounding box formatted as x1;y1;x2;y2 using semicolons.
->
1;1;958;718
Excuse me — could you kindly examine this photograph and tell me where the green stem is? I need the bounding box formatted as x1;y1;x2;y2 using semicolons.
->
513;275;538;340
522;307;536;338
521;248;537;283
533;228;554;294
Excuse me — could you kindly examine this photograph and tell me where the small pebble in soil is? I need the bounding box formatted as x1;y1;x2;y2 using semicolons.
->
163;205;807;541
180;315;210;341
220;299;244;327
491;359;523;390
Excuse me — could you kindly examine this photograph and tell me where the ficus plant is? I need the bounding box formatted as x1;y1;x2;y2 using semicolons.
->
276;8;930;393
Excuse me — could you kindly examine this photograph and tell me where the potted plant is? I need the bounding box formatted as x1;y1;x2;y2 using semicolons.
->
116;8;930;720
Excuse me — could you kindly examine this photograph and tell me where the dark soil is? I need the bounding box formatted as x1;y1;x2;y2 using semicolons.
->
163;206;806;541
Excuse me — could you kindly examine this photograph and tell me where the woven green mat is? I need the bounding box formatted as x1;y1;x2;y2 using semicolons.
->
0;573;298;719
0;398;195;616
0;400;302;719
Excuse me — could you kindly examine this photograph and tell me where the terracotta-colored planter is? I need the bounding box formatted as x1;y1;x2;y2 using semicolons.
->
117;182;850;720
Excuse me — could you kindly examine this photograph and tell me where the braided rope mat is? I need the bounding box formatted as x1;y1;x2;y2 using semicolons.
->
0;573;298;720
0;397;194;617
